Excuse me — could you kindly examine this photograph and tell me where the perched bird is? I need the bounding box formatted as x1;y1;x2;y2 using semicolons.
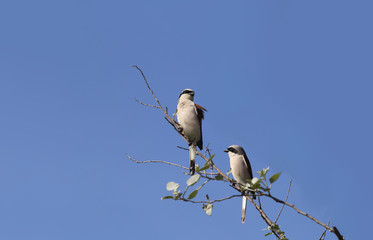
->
177;89;206;175
224;145;256;223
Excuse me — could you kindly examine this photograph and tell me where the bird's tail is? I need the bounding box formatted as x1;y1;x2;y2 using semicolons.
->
241;196;247;224
250;191;256;200
189;145;196;175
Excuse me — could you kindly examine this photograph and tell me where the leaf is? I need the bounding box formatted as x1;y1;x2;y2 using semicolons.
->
202;203;213;216
207;154;215;161
161;196;174;200
199;154;215;171
258;167;270;177
248;177;261;190
186;174;200;186
188;190;198;199
166;181;180;191
264;232;273;236
251;177;259;184
199;162;210;171
215;174;224;180
269;172;282;184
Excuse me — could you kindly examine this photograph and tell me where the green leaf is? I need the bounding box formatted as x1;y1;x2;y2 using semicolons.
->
186;174;200;186
269;172;282;184
202;203;213;216
258;167;270;177
199;160;210;171
215;174;224;180
166;181;180;191
161;196;174;200
188;190;198;199
264;232;273;236
199;154;215;171
207;154;215;161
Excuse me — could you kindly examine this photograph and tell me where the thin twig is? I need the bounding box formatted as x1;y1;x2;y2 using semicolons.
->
204;143;210;157
126;154;189;170
196;180;210;191
319;221;329;240
275;179;292;223
134;98;160;109
179;194;241;204
132;65;164;112
261;192;340;236
196;151;231;182
182;185;190;198
246;196;285;239
177;146;189;151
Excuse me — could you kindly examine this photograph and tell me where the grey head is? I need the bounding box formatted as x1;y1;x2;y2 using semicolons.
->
224;145;247;155
179;89;195;100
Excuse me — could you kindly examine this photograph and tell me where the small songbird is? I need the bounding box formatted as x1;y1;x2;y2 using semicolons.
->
224;145;256;223
177;89;206;175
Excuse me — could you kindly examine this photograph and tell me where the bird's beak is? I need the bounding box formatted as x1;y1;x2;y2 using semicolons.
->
224;149;229;152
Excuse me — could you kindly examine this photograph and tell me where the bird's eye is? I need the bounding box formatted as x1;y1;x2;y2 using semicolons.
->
228;147;235;153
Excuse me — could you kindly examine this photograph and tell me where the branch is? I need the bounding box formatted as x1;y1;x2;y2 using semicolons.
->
179;194;241;204
246;196;285;239
126;154;189;170
134;98;160;109
319;221;329;240
261;192;344;240
132;65;164;112
275;179;292;223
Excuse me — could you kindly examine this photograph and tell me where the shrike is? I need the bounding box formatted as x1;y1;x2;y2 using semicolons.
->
224;145;256;223
177;89;206;175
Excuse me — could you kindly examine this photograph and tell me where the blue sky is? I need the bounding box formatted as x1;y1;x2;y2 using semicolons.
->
0;0;372;239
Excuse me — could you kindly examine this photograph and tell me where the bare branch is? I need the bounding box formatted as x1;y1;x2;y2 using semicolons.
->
246;196;285;239
260;192;344;239
196;180;210;191
275;179;292;223
134;98;160;109
319;221;329;240
204;143;212;157
179;194;241;204
177;146;189;151
132;65;164;111
196;151;231;182
126;154;189;170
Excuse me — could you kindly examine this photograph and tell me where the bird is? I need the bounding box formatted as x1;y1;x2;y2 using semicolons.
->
224;145;256;223
177;89;206;175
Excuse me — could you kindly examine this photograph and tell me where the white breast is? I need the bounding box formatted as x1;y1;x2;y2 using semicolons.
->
177;99;201;144
229;153;251;185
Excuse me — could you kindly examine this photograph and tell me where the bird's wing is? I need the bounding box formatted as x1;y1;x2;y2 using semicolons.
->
195;104;207;119
194;104;206;150
242;154;254;179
